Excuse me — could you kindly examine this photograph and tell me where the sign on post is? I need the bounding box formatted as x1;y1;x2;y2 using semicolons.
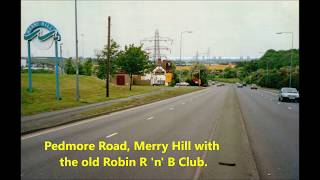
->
24;21;62;100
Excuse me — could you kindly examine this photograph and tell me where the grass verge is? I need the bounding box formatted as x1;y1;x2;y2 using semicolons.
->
21;86;203;134
21;73;165;115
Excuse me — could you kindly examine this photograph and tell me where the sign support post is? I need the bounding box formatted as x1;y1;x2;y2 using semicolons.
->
27;40;32;92
55;40;61;100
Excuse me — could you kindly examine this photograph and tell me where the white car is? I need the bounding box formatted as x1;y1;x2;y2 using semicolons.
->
176;82;189;86
278;87;299;102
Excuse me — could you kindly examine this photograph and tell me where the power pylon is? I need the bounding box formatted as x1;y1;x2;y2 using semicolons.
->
140;29;173;65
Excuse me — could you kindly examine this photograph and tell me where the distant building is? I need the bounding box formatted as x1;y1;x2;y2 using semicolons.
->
151;66;166;86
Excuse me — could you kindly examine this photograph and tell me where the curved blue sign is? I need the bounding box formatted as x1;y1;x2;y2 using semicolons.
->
24;21;61;41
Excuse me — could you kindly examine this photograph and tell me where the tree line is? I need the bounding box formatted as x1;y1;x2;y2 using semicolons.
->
211;49;299;89
64;40;151;90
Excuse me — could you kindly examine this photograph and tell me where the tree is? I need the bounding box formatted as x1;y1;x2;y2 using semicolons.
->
223;67;237;78
116;44;150;90
96;39;120;79
190;62;208;86
78;63;85;75
65;58;75;74
83;58;93;76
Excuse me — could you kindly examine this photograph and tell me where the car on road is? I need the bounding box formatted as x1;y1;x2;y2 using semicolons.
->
278;87;299;102
250;84;258;89
242;83;247;87
236;83;243;88
176;82;189;86
217;83;224;87
180;82;189;86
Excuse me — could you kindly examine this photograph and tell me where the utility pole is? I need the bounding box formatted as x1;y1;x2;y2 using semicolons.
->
106;16;111;97
289;33;293;87
75;0;80;101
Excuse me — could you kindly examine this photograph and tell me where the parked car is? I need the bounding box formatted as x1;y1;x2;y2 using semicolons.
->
242;83;247;87
278;87;299;102
250;84;258;89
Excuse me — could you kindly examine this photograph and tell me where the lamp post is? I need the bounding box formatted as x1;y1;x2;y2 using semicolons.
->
276;32;294;87
81;33;84;59
75;0;80;101
179;30;192;81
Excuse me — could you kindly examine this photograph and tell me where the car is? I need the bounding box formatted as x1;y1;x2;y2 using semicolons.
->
236;83;243;88
250;84;258;89
242;83;247;87
217;83;224;87
278;87;299;102
176;82;189;86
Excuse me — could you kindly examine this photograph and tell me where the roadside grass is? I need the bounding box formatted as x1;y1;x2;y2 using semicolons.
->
79;87;202;117
21;73;165;115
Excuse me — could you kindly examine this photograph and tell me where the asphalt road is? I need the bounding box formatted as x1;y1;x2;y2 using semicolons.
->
236;86;299;180
21;84;298;180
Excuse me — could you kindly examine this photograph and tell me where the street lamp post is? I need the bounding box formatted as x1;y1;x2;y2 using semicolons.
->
75;0;80;101
276;32;294;87
81;33;84;59
179;31;192;82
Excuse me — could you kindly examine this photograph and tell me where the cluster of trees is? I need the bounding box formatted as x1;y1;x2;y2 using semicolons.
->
174;63;209;86
94;40;152;90
64;58;93;76
211;49;299;89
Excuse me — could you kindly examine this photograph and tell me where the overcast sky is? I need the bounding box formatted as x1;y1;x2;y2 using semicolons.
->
21;0;299;59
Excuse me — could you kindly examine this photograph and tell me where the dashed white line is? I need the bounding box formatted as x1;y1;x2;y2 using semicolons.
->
169;107;174;110
288;107;292;110
146;116;154;120
181;102;186;105
106;132;118;138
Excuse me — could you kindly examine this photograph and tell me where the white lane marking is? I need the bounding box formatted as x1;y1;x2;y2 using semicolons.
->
146;116;154;120
106;132;118;138
181;102;186;105
169;107;174;110
288;107;292;110
278;102;281;104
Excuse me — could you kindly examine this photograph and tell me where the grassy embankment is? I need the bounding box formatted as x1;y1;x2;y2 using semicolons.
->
21;73;201;116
